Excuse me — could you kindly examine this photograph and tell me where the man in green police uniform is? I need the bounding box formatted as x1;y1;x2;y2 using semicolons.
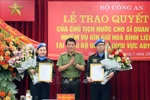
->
56;38;85;100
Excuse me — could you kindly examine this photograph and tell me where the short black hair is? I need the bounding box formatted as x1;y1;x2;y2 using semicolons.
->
65;38;76;45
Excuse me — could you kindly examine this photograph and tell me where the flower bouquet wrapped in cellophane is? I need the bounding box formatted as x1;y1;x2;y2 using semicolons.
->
8;44;38;84
100;42;132;85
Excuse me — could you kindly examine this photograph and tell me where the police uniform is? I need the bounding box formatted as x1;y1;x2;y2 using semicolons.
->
30;58;55;100
86;39;111;100
56;52;85;100
29;43;55;100
86;52;111;100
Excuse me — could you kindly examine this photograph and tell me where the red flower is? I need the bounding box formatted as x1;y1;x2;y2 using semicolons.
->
0;91;6;98
4;38;12;43
107;48;112;53
0;33;4;38
113;48;117;51
0;47;5;55
122;58;126;63
118;52;124;58
111;49;117;55
8;67;14;72
0;61;5;65
12;72;17;77
0;41;2;46
4;55;11;61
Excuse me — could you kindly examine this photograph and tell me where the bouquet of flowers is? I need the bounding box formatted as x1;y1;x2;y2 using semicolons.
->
18;44;37;84
8;44;36;76
100;42;132;85
0;65;18;100
8;43;37;84
0;27;24;100
0;27;36;100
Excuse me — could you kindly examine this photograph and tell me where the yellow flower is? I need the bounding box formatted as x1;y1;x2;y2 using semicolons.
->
4;96;11;100
0;55;4;61
9;41;14;47
3;64;9;69
10;46;16;51
16;40;20;45
5;51;11;56
116;57;121;62
123;53;126;57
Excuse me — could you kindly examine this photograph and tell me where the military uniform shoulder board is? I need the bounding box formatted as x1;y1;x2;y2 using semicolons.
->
75;51;81;54
94;53;98;56
47;56;52;59
61;52;67;55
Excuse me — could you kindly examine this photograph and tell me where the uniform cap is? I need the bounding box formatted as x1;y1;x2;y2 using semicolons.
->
94;39;105;46
37;43;46;50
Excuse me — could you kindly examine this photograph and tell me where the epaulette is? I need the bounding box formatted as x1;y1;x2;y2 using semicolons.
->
89;53;96;57
75;51;81;54
89;52;95;56
47;56;52;59
94;53;98;56
48;57;53;60
61;52;67;55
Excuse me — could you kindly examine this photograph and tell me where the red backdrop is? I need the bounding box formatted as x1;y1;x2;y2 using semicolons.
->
6;0;150;100
48;1;150;61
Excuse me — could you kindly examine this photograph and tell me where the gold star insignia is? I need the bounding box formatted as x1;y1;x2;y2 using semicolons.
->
9;2;23;15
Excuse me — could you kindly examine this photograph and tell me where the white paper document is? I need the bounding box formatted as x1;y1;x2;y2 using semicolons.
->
38;63;53;82
90;64;104;82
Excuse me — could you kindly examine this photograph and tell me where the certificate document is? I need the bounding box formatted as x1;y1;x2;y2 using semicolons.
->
38;63;53;82
90;64;104;82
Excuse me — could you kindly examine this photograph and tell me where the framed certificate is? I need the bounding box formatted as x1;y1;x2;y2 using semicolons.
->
90;64;104;82
38;63;53;82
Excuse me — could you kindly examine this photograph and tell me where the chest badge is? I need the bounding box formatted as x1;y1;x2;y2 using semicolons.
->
92;59;98;63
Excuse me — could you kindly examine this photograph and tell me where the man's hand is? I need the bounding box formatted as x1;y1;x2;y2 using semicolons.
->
58;57;75;72
68;57;75;66
87;77;94;83
108;72;114;79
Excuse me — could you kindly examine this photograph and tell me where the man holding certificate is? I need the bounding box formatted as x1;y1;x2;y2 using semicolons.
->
56;38;86;100
86;39;115;100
